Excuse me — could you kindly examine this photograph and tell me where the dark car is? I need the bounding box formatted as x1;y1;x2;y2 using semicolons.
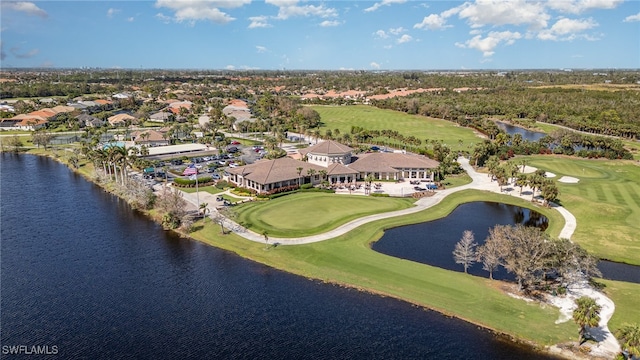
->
216;195;224;201
227;146;239;153
170;159;183;165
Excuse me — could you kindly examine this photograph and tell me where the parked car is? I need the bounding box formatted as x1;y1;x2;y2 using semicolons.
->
231;140;241;145
227;146;239;153
211;173;221;180
216;195;224;201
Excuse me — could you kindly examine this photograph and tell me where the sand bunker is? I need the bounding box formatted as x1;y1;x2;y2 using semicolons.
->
558;176;580;183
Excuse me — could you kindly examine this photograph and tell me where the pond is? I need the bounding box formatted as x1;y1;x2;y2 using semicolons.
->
497;121;546;142
373;202;640;284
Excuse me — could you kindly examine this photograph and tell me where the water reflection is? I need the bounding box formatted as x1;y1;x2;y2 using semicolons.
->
497;121;546;142
373;202;547;280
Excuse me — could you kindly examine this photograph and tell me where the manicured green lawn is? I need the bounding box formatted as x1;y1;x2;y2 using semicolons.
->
308;105;482;152
442;173;473;188
190;189;579;346
600;279;640;332
234;192;415;237
524;156;640;265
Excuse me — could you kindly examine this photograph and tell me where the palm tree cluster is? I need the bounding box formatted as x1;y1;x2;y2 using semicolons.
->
484;156;559;205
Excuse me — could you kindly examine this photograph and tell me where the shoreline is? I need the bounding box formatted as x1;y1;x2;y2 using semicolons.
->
6;150;618;359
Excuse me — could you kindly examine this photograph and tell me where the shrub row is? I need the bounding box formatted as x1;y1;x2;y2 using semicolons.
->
173;176;214;187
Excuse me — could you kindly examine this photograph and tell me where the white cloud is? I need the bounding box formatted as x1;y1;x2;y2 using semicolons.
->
154;0;250;24
370;62;381;69
624;12;640;22
537;17;598;40
256;45;268;53
457;0;549;30
373;30;389;39
397;34;412;44
414;14;450;30
266;0;337;20
248;16;271;28
389;27;405;35
320;20;340;27
155;13;172;24
127;17;134;22
226;65;236;70
364;0;406;13
107;8;120;18
547;0;623;14
1;2;47;18
456;30;522;57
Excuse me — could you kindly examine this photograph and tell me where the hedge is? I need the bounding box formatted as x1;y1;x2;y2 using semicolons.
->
173;176;214;187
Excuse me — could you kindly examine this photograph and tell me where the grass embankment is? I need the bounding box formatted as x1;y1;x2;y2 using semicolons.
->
191;190;577;346
600;279;640;332
524;156;640;265
308;105;481;152
235;193;415;238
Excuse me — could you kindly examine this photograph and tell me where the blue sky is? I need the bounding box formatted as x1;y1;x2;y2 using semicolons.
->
1;0;639;70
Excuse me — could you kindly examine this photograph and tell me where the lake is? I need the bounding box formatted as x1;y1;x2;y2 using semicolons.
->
0;154;560;359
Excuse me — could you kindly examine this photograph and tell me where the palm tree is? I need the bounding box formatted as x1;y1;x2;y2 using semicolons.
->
199;202;209;220
615;323;640;359
519;158;528;173
573;296;601;344
364;174;375;195
306;168;316;184
515;173;528;195
296;166;303;186
318;169;327;182
262;230;269;249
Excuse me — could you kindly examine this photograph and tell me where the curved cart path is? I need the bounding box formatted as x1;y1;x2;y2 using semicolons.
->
177;156;618;358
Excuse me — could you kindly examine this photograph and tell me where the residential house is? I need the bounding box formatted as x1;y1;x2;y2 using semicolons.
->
76;114;105;128
130;129;169;147
108;113;137;126
149;111;174;123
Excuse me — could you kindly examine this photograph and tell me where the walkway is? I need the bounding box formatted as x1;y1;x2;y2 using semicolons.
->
181;157;575;246
173;156;618;358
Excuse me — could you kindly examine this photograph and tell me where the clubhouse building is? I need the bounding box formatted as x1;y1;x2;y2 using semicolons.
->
227;140;439;195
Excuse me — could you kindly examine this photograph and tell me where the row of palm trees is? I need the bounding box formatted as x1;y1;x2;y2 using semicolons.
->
484;157;559;204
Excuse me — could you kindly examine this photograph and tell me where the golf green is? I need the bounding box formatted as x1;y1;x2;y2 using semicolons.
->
235;192;415;237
